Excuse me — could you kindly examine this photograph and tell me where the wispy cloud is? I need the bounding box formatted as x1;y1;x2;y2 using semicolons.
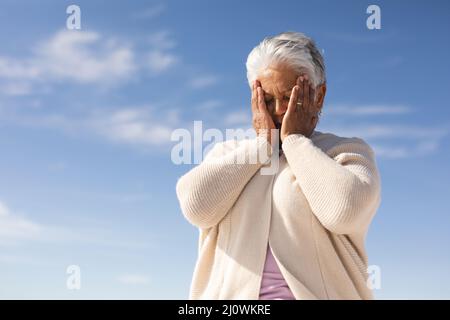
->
326;104;413;116
0;81;33;96
195;100;223;111
0;254;53;267
0;56;40;79
224;110;251;126
131;3;165;20
34;30;136;84
146;50;179;73
189;74;219;89
144;30;179;73
117;274;151;285
371;140;441;159
325;124;448;140
324;30;398;44
0;30;136;94
88;107;177;146
4;105;181;148
321;123;449;159
146;30;177;50
319;102;449;159
9;101;444;157
0;199;154;250
0;28;189;95
0;200;42;245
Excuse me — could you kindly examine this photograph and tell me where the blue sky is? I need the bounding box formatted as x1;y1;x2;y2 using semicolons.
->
0;0;449;299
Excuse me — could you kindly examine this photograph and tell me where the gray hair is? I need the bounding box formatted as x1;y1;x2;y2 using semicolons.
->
246;31;326;89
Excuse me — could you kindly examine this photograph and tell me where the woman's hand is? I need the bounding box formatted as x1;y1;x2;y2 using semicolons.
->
251;80;275;144
280;74;319;142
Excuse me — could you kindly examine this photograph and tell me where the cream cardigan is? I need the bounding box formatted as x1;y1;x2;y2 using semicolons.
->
176;130;382;300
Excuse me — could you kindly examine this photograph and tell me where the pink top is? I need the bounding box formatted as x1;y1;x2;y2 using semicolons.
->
259;243;296;300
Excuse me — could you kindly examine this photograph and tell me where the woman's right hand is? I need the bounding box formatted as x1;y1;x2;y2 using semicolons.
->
251;80;275;144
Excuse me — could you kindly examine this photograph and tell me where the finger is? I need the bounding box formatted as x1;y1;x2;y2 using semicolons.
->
251;81;258;113
263;106;275;127
311;115;318;127
257;86;267;113
287;85;299;115
303;74;310;111
310;85;316;110
297;75;304;107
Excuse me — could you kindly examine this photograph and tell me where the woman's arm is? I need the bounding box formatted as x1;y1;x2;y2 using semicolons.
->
282;134;382;235
176;136;272;229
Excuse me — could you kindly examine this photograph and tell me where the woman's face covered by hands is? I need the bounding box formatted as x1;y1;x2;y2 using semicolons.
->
252;63;326;148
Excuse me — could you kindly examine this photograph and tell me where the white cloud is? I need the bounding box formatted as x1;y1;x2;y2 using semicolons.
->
88;107;177;146
320;123;449;159
325;30;398;44
0;30;136;94
195;100;223;111
224;110;251;126
0;254;52;267
326;104;413;116
146;50;178;73
40;224;154;250
117;274;150;285
371;144;410;159
324;124;448;140
371;140;440;159
131;4;165;19
0;81;33;96
0;28;217;104
189;74;219;89
0;57;40;79
3;104;180;148
143;30;179;74
320;103;448;159
0;201;42;245
34;30;136;84
0;199;154;250
146;30;177;50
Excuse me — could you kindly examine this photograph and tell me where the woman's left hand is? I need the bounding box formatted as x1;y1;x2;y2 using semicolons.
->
280;74;319;141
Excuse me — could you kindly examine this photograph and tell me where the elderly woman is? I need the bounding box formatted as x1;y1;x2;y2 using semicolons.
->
176;32;381;300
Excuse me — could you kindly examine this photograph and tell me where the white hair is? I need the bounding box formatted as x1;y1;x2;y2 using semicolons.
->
246;31;326;88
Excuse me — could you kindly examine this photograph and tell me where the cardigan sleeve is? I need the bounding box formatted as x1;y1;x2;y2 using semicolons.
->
176;136;273;229
281;133;382;235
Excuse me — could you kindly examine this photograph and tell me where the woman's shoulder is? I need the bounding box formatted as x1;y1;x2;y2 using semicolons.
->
312;130;375;156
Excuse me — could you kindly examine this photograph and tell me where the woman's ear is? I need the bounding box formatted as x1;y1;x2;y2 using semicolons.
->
315;84;326;110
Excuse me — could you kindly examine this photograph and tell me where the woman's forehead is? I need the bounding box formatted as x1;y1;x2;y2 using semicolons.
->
258;65;298;95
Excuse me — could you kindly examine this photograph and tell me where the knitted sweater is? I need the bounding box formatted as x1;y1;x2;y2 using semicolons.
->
176;130;382;299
